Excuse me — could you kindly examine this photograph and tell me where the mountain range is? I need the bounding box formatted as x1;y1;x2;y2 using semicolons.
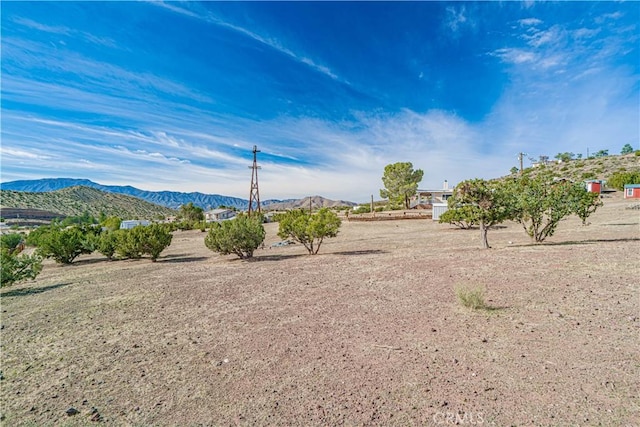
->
0;178;357;211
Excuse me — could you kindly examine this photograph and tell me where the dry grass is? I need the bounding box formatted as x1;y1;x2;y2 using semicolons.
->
455;285;487;310
1;196;639;426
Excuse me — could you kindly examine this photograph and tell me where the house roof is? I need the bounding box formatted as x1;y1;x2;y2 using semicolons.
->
623;184;640;189
206;209;233;214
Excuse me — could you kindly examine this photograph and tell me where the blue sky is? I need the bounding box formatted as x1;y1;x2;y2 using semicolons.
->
1;1;638;202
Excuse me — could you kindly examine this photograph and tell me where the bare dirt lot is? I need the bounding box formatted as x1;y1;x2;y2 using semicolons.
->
1;197;639;426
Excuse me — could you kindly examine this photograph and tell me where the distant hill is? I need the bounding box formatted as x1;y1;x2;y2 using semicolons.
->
516;153;639;184
0;186;176;219
265;195;357;211
0;178;358;210
0;178;251;210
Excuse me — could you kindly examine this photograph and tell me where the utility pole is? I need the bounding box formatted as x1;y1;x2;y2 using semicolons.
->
518;152;524;174
248;145;261;216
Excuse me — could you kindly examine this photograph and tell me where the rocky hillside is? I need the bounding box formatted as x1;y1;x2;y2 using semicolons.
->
263;195;357;211
0;178;289;210
517;153;639;185
0;186;176;219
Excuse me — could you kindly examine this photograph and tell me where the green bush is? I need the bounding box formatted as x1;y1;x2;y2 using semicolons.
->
0;233;25;254
25;226;52;247
607;170;640;190
438;206;477;229
139;224;173;261
205;215;265;259
455;285;486;310
36;225;97;264
114;225;172;261
277;208;341;255
1;249;42;287
97;230;119;260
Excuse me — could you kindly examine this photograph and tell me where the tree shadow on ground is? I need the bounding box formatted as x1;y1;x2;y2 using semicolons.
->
253;254;307;262
158;256;209;263
515;237;640;247
63;257;106;267
331;250;388;256
1;282;71;298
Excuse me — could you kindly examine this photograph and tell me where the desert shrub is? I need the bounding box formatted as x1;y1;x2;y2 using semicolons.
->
36;225;97;264
635;150;640;156
455;285;486;310
607;170;640;191
0;233;25;254
115;225;172;261
115;228;144;259
101;216;122;231
25;226;52;247
1;249;42;287
353;205;371;214
439;206;477;229
205;215;265;259
97;230;119;260
139;224;173;261
277;208;341;255
581;172;597;180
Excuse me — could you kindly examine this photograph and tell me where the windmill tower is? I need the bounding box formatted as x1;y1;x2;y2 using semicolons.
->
248;145;261;216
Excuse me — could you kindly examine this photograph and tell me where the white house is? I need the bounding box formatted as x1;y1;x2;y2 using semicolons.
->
120;220;151;230
205;209;236;222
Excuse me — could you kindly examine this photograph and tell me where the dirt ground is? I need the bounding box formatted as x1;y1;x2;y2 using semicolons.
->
1;196;639;426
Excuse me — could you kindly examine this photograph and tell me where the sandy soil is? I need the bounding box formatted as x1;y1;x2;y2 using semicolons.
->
1;196;639;426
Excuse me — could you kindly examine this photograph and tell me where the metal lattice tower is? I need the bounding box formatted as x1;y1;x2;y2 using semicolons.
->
248;145;261;216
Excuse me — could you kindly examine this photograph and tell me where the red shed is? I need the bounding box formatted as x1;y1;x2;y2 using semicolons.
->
624;184;640;199
585;180;602;193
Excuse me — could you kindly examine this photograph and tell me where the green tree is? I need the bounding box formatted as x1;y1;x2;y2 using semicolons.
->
178;202;204;228
277;208;341;255
621;144;634;155
444;179;515;248
1;249;42;287
510;166;519;175
510;173;601;242
204;215;265;259
114;225;172;261
438;205;477;229
1;233;25;254
141;224;173;261
607;170;640;190
380;162;424;209
101;216;122;231
593;149;609;158
36;225;97;264
554;152;575;162
115;229;143;259
97;230;119;260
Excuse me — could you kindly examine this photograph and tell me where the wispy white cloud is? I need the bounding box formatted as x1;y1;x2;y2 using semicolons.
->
518;18;542;27
12;16;70;34
147;1;341;82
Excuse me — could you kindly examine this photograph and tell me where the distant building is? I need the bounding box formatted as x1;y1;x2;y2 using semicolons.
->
585;180;603;194
120;220;150;230
205;209;235;222
412;180;454;208
624;184;640;199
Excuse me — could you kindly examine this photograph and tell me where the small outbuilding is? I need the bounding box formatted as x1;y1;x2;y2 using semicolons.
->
585;180;603;194
624;184;640;199
432;203;449;221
